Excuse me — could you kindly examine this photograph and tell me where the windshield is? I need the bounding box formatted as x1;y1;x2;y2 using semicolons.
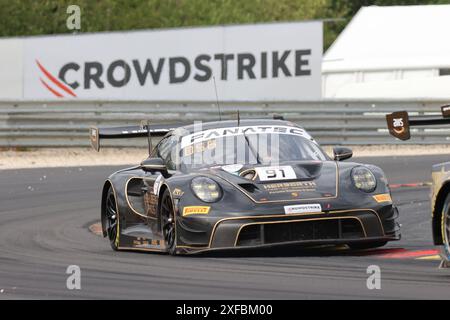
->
173;125;328;170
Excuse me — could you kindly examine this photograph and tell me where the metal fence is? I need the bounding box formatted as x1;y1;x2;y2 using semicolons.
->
1;100;450;147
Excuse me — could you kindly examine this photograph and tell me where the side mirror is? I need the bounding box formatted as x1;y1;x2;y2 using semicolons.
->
333;147;353;161
141;157;167;171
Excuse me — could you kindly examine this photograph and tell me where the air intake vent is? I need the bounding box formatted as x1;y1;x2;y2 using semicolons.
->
238;183;259;193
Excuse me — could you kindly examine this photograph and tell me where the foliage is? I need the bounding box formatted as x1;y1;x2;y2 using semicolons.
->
0;0;448;49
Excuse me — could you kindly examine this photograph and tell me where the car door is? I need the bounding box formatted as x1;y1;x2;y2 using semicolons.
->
142;135;178;228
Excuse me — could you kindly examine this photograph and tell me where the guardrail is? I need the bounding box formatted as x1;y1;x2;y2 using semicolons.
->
1;100;450;147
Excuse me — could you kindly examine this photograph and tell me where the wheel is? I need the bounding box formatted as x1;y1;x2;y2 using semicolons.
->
160;189;177;255
105;187;120;251
348;241;387;250
440;194;450;261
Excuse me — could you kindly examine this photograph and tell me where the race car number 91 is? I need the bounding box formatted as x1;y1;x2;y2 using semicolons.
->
255;166;296;181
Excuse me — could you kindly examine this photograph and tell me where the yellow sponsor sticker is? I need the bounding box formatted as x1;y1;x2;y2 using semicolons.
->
183;139;216;157
373;193;392;203
173;188;184;197
182;206;211;216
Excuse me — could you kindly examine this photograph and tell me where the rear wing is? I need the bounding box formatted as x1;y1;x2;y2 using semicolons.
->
89;123;181;151
386;105;450;140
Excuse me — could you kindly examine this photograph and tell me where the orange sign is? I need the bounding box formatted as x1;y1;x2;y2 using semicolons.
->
373;194;392;203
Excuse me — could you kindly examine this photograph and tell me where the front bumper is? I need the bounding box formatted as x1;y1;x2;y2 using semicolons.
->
175;206;401;254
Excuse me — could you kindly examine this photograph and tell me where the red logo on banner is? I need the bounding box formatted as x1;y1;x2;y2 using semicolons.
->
36;59;77;98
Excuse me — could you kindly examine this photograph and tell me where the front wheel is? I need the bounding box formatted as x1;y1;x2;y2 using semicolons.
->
348;241;387;250
105;187;120;251
160;189;177;255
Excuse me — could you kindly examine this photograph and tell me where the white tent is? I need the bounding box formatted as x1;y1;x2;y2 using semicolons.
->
322;5;450;99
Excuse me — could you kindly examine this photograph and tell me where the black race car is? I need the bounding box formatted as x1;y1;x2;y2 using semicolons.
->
91;118;400;255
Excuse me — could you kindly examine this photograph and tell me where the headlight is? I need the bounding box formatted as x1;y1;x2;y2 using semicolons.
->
191;177;222;202
351;166;377;192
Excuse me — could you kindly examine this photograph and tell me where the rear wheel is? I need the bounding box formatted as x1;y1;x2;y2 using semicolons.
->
440;194;450;261
105;187;119;251
160;189;177;255
348;241;387;250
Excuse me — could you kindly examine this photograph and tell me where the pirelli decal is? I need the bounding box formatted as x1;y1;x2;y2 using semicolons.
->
182;206;211;216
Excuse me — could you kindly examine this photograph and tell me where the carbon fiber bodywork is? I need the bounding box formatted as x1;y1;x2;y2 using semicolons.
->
100;120;400;255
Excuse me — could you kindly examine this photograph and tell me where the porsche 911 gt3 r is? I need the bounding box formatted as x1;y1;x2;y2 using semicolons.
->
91;119;400;255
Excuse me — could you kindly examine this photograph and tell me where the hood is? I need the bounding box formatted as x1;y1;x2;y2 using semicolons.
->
207;161;338;203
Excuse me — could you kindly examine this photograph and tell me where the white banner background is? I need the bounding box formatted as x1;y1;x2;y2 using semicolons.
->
19;22;323;101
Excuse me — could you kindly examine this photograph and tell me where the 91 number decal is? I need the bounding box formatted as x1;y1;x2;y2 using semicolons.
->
255;166;296;181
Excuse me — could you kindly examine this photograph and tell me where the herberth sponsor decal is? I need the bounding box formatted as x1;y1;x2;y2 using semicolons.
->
263;181;317;193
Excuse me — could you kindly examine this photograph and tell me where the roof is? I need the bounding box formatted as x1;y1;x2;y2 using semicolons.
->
323;5;450;72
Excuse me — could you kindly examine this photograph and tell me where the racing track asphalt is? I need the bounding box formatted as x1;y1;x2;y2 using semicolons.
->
1;155;450;299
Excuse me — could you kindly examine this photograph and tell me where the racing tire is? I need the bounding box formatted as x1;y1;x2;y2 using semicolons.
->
347;241;387;250
105;187;120;251
440;194;450;262
161;189;177;255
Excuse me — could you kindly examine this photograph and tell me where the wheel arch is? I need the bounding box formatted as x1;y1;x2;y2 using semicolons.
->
157;184;170;217
157;183;178;255
432;182;450;245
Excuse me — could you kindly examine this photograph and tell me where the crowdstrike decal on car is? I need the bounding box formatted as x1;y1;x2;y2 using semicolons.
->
284;204;322;215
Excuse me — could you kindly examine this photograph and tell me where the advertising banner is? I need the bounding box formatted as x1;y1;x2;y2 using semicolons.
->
17;22;322;101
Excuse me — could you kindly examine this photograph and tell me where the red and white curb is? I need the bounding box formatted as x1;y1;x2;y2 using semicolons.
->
390;182;432;189
369;248;440;260
89;222;102;236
